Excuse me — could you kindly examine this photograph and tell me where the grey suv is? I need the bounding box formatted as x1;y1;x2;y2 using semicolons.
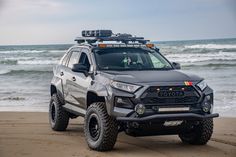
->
49;30;219;151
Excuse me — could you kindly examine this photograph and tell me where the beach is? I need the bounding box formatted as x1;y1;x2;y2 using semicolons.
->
0;112;235;157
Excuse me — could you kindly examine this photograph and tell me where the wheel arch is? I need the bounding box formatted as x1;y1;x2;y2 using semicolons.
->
86;91;106;108
50;83;65;105
50;84;57;96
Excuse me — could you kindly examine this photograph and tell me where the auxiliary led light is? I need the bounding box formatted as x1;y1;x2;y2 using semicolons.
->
135;104;146;115
202;103;211;113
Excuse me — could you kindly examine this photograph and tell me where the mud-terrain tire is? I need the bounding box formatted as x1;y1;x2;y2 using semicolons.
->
84;102;118;151
49;93;69;131
179;118;213;145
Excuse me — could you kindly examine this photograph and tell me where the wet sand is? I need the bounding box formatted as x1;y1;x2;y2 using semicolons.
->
0;112;235;157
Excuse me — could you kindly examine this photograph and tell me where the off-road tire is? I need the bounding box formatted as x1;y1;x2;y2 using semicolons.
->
84;102;118;151
179;118;213;145
49;93;69;131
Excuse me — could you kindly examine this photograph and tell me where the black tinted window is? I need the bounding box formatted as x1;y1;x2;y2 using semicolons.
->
79;52;90;69
68;51;80;68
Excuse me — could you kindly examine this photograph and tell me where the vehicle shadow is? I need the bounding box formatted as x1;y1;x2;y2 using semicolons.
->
64;121;225;157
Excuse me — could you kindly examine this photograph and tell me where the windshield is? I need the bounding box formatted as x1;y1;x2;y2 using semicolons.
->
94;47;173;71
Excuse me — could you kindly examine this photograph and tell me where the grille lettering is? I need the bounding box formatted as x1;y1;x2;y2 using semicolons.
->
158;91;184;97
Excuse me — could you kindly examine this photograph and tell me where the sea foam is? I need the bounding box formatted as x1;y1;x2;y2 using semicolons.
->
185;44;236;49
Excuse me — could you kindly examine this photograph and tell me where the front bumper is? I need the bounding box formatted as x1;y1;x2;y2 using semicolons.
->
116;112;219;122
106;83;217;122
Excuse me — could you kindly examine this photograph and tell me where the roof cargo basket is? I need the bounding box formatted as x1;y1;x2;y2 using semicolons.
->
82;30;112;37
75;30;149;44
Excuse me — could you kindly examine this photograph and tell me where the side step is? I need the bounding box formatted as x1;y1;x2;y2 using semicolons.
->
63;104;86;117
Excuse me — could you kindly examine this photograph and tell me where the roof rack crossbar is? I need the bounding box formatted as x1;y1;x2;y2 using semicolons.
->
75;36;149;44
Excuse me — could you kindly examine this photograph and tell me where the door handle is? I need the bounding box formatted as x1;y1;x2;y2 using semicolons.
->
72;76;76;81
60;71;64;76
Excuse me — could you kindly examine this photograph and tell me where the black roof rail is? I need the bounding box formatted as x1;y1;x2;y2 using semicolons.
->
75;30;150;44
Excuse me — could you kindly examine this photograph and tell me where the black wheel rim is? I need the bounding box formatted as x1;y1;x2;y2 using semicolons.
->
88;113;100;141
50;102;56;123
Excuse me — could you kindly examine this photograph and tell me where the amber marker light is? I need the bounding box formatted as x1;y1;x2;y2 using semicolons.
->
146;43;154;48
98;44;107;48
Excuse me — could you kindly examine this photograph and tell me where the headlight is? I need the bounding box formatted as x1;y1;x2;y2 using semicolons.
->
196;80;207;91
110;81;141;93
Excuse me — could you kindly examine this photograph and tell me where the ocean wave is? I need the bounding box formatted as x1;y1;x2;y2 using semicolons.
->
0;69;11;75
0;49;66;54
0;59;59;65
0;59;18;65
0;69;52;75
18;60;59;65
48;50;66;53
182;62;236;68
166;51;236;63
0;50;46;54
185;44;236;49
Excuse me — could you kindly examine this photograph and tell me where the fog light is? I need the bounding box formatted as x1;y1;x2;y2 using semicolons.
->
202;102;211;113
135;104;145;115
202;95;212;113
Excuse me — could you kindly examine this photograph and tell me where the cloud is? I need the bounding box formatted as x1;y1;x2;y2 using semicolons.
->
0;0;66;18
3;0;64;10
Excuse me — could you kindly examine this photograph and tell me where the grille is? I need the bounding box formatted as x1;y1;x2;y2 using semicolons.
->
141;86;200;105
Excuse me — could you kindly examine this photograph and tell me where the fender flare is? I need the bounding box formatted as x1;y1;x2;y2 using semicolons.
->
50;76;65;104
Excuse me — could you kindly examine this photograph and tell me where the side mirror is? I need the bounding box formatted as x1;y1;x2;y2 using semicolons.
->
72;63;89;74
154;47;160;53
172;62;181;69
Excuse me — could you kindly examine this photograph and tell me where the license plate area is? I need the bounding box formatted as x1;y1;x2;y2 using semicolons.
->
164;120;183;126
158;106;190;112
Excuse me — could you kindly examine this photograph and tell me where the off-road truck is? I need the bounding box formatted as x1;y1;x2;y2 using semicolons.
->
49;30;219;151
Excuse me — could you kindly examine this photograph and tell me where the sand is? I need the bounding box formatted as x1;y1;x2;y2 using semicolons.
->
0;112;235;157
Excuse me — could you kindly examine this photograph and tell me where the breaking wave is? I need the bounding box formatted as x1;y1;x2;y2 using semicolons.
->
0;69;52;75
0;50;45;54
0;59;59;65
166;51;236;63
185;44;236;49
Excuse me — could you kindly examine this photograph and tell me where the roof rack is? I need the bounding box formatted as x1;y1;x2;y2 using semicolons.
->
75;30;150;44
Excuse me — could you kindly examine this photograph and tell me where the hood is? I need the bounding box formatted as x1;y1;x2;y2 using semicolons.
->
100;70;203;84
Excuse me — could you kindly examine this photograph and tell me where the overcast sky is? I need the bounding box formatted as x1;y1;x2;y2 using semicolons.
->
0;0;235;45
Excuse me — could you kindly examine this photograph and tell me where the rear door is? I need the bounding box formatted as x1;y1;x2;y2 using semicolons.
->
57;49;72;99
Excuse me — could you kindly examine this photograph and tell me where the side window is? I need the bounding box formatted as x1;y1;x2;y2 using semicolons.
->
61;52;70;66
68;51;81;68
78;52;90;70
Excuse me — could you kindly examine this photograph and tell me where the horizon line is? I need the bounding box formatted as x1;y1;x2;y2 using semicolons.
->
0;37;235;47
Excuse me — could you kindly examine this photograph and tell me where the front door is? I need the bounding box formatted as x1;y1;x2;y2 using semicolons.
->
64;49;81;106
67;49;92;109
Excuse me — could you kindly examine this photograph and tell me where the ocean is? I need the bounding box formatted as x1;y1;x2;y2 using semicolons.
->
0;38;236;117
